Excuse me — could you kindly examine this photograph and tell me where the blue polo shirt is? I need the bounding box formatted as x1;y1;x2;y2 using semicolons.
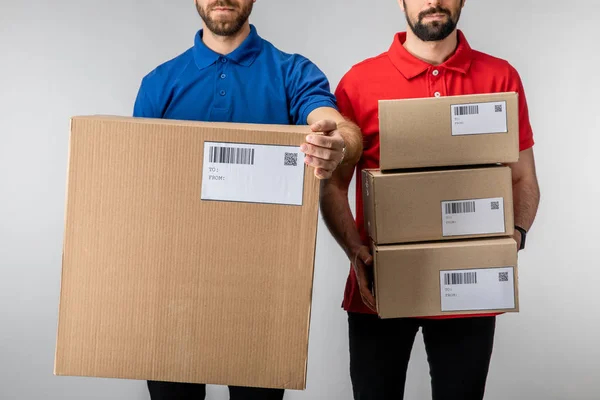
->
133;25;336;125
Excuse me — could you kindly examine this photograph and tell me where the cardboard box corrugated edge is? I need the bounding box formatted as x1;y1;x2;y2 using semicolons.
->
300;179;321;390
378;91;518;110
508;237;520;313
380;91;517;102
76;114;316;134
371;239;382;315
361;169;377;242
499;166;515;238
54;117;76;376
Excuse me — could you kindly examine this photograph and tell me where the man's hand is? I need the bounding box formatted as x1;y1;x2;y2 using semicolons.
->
351;245;376;311
301;120;345;179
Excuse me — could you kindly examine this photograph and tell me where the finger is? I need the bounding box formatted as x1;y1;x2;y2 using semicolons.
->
314;168;331;180
359;277;376;309
360;289;377;311
304;155;337;172
301;143;340;161
306;133;344;150
356;265;376;309
359;250;373;266
310;120;337;133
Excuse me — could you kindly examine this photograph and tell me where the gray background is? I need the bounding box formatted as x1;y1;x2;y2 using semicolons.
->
1;1;599;399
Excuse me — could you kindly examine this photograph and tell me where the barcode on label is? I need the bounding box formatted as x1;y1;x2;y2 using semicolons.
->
491;201;500;210
454;105;479;116
445;201;476;215
498;272;509;282
495;104;503;112
444;272;478;285
209;146;255;165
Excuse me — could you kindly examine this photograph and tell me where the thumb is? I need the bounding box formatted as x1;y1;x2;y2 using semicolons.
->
358;247;373;266
311;120;337;134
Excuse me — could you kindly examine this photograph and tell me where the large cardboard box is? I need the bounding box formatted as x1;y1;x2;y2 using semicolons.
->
362;165;514;245
54;116;320;390
378;92;519;170
373;238;519;319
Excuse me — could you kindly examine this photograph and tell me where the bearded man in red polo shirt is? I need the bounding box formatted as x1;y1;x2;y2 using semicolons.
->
320;1;541;399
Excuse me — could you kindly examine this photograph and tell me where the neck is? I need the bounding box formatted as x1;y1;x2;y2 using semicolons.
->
202;22;251;55
403;29;458;65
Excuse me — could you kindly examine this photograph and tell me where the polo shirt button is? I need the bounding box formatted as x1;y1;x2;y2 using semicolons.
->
220;90;226;96
221;58;227;63
220;73;226;79
432;69;439;76
434;91;441;97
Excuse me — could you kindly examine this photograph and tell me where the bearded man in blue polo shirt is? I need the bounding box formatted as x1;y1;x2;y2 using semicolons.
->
134;0;362;181
133;1;362;399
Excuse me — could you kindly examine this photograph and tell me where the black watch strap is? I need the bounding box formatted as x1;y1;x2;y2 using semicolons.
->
514;225;527;250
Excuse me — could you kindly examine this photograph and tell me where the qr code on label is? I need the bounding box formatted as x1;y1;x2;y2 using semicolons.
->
284;152;298;166
491;201;500;210
499;272;509;282
495;104;503;113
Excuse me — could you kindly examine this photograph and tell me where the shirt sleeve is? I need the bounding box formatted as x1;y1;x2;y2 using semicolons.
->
286;55;337;125
506;64;534;151
133;79;158;118
334;72;357;123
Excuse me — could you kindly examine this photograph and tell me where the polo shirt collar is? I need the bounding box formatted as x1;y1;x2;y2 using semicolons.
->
388;29;473;80
193;24;263;70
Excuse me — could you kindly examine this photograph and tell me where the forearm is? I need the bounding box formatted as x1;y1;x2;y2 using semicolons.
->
336;119;363;166
513;176;540;231
319;180;364;260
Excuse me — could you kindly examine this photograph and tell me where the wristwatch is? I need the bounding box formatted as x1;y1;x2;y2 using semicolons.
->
514;226;527;250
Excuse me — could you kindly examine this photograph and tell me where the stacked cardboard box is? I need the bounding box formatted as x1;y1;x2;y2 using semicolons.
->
364;93;521;318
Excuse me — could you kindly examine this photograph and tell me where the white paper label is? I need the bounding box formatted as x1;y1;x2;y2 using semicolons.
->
201;142;305;205
451;101;507;136
440;267;515;311
442;197;505;237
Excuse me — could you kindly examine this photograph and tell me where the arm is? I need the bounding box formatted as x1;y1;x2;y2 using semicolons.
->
133;78;159;118
285;56;359;179
319;161;376;311
504;64;540;249
317;69;375;309
508;148;540;249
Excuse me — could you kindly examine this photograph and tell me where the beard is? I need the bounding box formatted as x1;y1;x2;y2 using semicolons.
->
404;0;462;41
196;0;253;37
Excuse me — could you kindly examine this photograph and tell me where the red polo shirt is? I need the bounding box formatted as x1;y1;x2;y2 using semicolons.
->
335;30;534;317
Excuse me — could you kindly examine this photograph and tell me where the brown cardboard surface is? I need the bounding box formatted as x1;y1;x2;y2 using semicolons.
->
373;238;519;319
379;92;519;170
363;165;514;244
55;116;320;390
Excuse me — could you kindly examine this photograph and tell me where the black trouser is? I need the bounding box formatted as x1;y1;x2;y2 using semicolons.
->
348;312;496;400
147;381;285;400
